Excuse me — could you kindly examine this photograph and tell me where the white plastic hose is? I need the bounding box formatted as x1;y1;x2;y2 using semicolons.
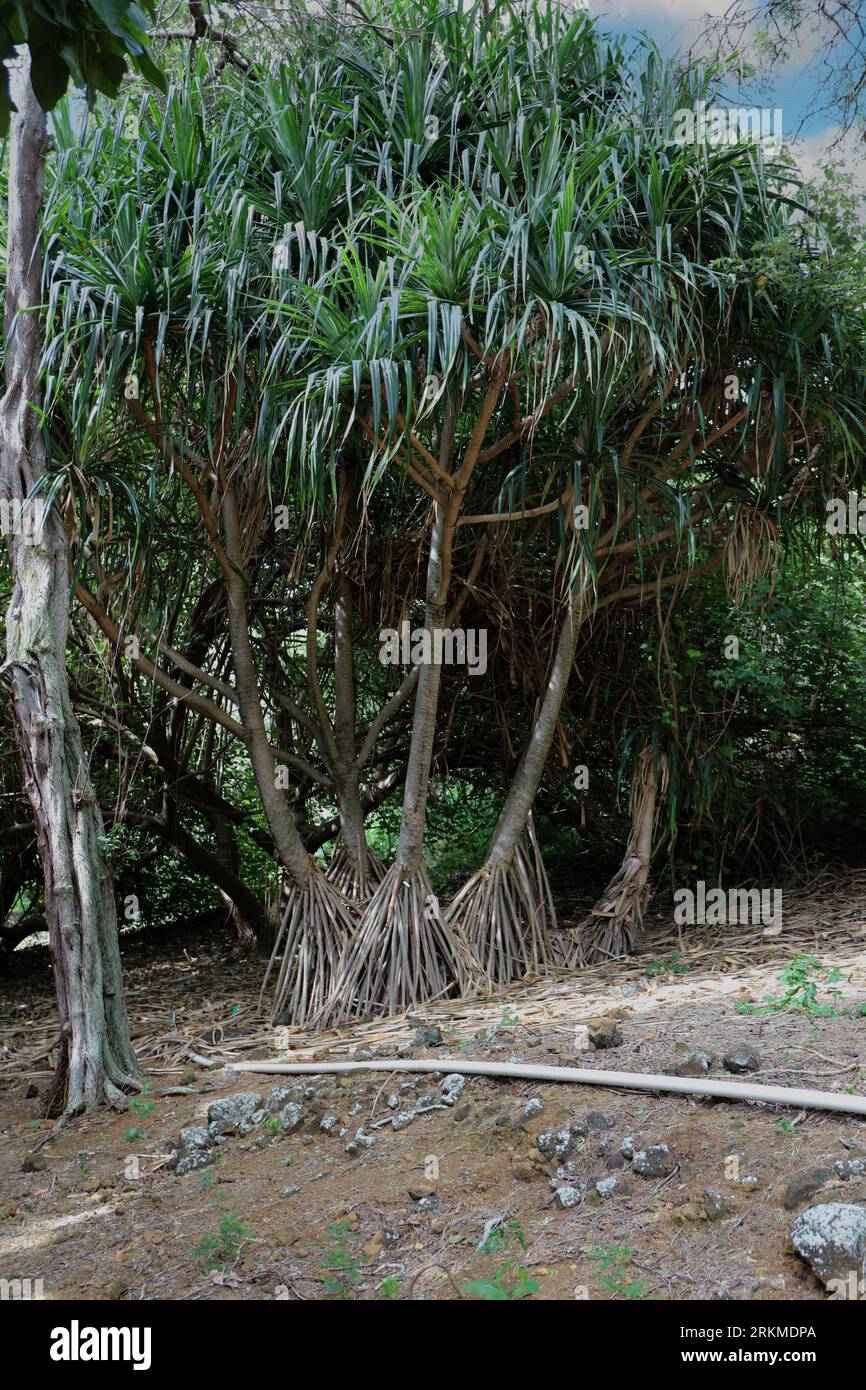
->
228;1057;866;1117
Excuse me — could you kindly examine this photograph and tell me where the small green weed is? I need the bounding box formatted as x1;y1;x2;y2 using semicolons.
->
322;1220;363;1299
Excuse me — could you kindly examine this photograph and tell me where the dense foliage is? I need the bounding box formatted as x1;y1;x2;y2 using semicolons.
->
2;2;865;1018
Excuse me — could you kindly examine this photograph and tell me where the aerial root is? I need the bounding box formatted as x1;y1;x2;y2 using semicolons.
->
447;814;555;985
324;845;386;903
570;853;649;964
262;867;356;1026
316;861;484;1026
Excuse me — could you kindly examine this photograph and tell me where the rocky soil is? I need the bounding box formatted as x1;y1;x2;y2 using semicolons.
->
1;917;865;1301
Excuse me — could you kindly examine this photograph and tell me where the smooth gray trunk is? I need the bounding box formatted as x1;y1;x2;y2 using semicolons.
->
220;482;313;888
0;59;138;1115
331;574;369;882
394;504;449;873
488;573;588;863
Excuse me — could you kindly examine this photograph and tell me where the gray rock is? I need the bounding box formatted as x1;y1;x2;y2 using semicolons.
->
835;1156;866;1180
249;1109;267;1127
620;1135;637;1159
387;1094;400;1110
632;1144;675;1178
538;1127;576;1162
206;1092;262;1136
178;1125;211;1152
319;1113;339;1133
392;1110;416;1130
596;1176;619;1199
266;1085;298;1114
555;1160;582;1181
276;1102;304;1133
723;1045;761;1074
523;1098;544;1121
585;1111;616;1132
676;1049;714;1077
418;1195;440;1212
281;1184;300;1198
440;1074;467;1106
791;1203;866;1286
176;1151;214;1177
783;1169;834;1210
704;1188;732;1221
413;1026;443;1047
555;1185;583;1209
736;1174;762;1193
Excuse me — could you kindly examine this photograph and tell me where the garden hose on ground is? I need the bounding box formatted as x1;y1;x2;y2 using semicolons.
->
229;1057;866;1117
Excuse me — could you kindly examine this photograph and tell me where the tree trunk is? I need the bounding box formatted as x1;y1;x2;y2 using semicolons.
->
0;59;138;1117
316;380;505;1021
395;503;450;873
218;481;354;1023
489;576;588;866
574;745;667;964
318;500;480;1024
210;810;258;952
330;574;371;889
447;565;591;983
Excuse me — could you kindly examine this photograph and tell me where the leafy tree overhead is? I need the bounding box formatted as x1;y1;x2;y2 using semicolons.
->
31;1;866;1033
0;0;163;131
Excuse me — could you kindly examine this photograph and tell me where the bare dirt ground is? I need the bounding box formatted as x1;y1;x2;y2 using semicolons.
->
1;872;865;1302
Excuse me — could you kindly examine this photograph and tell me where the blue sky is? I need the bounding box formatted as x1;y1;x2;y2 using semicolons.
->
588;0;864;184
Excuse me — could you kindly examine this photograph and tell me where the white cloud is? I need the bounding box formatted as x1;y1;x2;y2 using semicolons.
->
596;0;729;19
593;0;826;66
789;126;866;192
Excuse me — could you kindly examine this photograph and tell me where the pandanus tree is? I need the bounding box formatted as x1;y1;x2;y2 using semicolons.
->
37;35;510;1020
455;54;866;978
91;2;644;1023
567;214;866;956
270;130;663;1017
38;72;378;1023
31;0;866;1035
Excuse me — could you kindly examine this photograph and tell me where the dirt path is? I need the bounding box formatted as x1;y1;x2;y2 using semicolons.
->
1;877;865;1301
